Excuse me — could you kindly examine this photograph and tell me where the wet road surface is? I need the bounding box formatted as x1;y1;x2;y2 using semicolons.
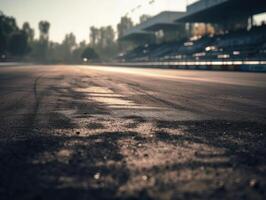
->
0;65;266;199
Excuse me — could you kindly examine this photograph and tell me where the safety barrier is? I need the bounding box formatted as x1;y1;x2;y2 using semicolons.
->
106;61;266;72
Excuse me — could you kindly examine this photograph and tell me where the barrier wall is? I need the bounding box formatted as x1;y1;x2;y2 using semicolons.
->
106;62;266;72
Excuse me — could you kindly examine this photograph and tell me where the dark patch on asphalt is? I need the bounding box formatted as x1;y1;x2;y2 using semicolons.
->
123;115;147;123
87;122;105;130
0;132;137;200
48;112;77;129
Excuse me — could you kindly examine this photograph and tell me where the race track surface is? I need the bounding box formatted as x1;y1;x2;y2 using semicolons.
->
0;65;266;199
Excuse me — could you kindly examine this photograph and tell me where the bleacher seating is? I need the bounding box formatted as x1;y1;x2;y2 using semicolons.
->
118;25;266;62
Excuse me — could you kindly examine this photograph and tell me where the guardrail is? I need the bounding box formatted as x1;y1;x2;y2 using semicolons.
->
105;60;266;72
0;62;29;67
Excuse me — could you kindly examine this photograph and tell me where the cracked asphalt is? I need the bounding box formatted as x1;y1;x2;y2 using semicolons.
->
0;65;266;200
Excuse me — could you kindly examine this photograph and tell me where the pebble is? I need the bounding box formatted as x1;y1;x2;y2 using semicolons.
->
249;179;259;188
142;175;148;181
94;172;101;180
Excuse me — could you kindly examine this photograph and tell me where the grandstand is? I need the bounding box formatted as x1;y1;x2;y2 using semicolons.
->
117;0;266;71
120;11;185;44
177;0;266;23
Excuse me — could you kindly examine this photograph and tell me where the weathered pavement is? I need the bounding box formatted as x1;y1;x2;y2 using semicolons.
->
0;65;266;200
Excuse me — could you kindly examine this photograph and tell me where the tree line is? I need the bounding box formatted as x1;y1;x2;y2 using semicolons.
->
0;11;136;63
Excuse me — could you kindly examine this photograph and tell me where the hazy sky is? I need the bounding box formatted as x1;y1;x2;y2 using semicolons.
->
0;0;196;42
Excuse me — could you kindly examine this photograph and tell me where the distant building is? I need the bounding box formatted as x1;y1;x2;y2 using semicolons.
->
119;11;186;44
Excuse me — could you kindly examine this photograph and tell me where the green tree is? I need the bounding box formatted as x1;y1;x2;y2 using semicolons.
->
99;26;117;59
72;40;87;63
22;22;34;43
117;16;133;39
89;25;117;61
8;31;29;56
34;20;50;62
0;12;18;55
90;26;99;47
39;21;50;41
81;47;99;62
105;26;115;47
117;17;134;52
61;33;77;63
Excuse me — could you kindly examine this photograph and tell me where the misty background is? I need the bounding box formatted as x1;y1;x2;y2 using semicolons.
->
0;0;265;64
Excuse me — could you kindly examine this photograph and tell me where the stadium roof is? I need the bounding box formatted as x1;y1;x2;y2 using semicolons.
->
143;11;185;31
119;11;185;41
119;31;155;43
176;0;266;23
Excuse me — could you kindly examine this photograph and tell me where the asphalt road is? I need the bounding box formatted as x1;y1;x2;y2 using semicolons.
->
0;65;266;200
